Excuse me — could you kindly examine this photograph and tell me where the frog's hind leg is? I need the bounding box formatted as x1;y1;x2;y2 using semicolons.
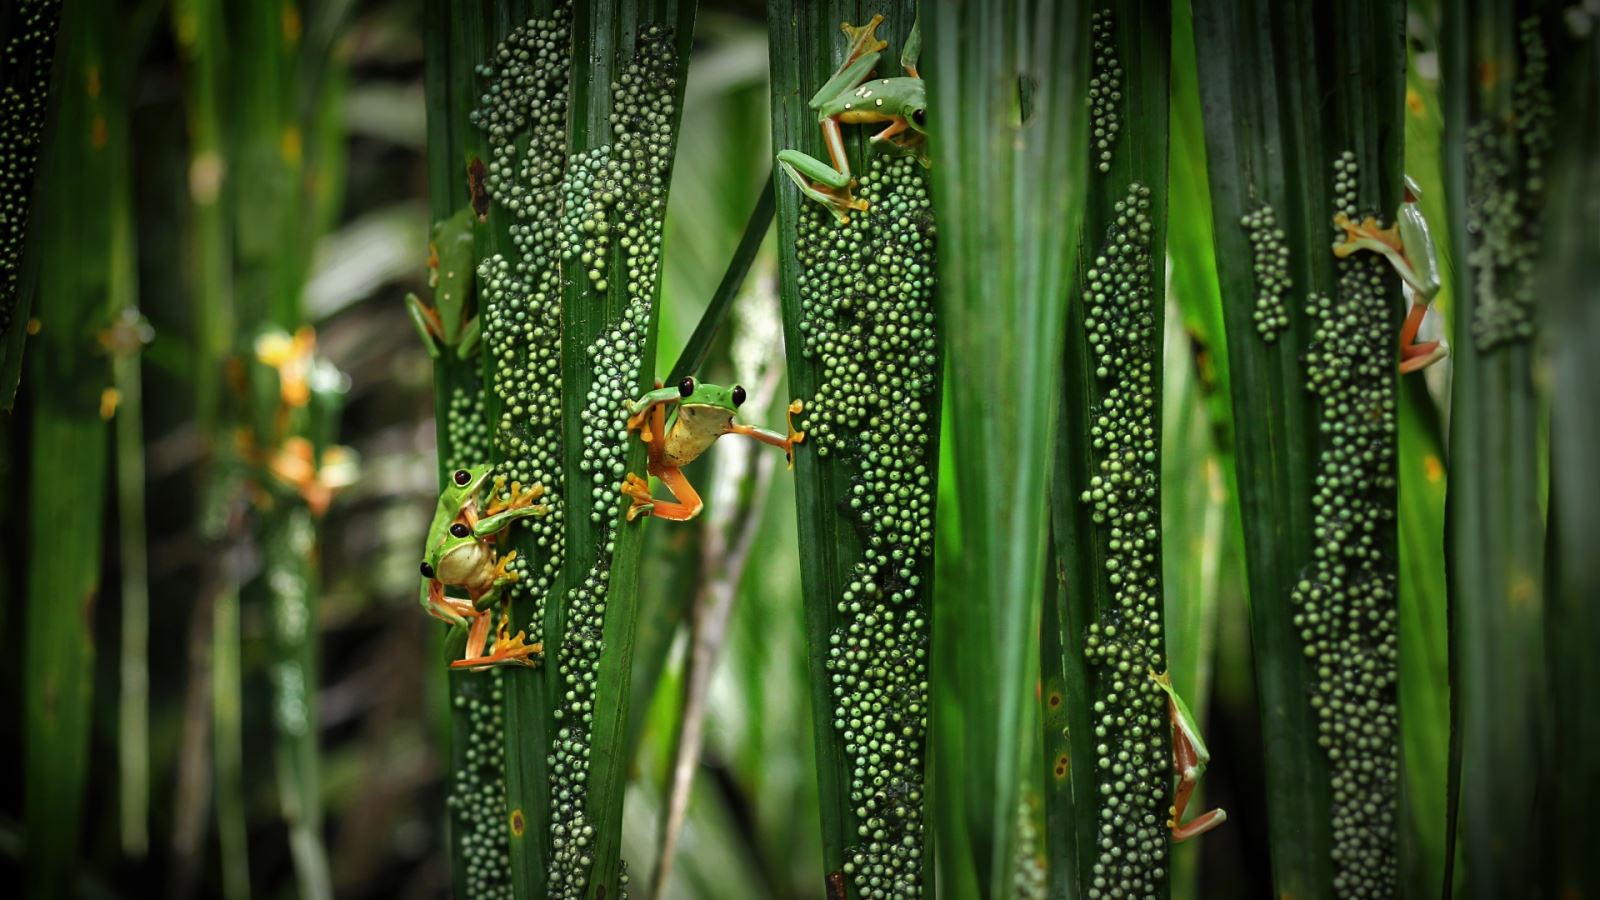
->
778;149;866;224
450;603;541;669
621;472;656;520
1171;799;1227;843
1168;722;1227;842
454;610;494;666
425;580;474;629
647;388;668;467
622;465;703;522
1399;299;1449;374
643;465;704;522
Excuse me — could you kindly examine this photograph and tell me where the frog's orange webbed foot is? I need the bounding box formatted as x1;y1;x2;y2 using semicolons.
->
451;629;542;669
622;471;656;521
785;399;807;469
485;478;545;516
1331;212;1402;258
492;550;520;583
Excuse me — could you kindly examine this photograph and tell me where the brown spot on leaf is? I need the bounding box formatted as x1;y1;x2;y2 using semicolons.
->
468;157;490;221
509;808;525;836
1054;752;1070;779
827;871;847;900
1047;692;1062;708
42;675;59;723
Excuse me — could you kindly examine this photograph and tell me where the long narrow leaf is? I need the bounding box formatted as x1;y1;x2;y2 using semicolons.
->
1193;1;1407;895
22;2;120;893
924;2;1088;895
1440;2;1552;895
1541;18;1599;896
1051;3;1173;895
766;4;941;896
417;2;524;897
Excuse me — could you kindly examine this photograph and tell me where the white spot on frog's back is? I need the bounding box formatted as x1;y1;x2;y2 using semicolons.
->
664;404;735;466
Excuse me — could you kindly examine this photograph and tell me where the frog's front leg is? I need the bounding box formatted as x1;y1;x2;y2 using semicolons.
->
469;550;521;613
729;399;807;469
627;380;680;441
1332;212;1449;374
456;315;481;361
476;479;547;533
622;394;671;520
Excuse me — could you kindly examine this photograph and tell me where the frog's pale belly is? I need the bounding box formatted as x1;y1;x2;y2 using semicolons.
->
663;405;735;467
436;542;495;595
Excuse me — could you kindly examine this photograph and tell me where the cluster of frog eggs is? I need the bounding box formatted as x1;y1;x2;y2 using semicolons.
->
793;154;937;899
446;672;513;900
1088;10;1122;175
1241;204;1292;339
548;29;678;900
446;386;490;466
574;25;677;527
1077;183;1170;900
472;4;573;631
471;4;571;231
1293;152;1399;900
1013;799;1048;900
1465;16;1550;350
0;0;60;336
560;145;616;292
268;508;316;741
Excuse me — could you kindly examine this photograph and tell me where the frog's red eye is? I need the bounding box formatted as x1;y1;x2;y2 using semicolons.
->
453;469;472;486
450;523;470;538
419;562;435;578
731;385;746;407
679;376;695;398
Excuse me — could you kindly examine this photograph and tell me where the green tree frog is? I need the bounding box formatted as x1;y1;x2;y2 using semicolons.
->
406;207;482;360
1151;669;1227;842
775;13;925;223
1332;175;1449;373
620;376;805;522
418;465;547;668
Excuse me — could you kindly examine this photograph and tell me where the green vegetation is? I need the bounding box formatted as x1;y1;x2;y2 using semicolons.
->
3;4;1597;900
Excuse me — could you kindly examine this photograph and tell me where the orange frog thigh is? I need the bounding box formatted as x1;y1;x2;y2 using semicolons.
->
646;465;704;522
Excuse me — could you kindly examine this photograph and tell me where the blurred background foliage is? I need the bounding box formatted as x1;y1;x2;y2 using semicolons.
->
0;0;1591;898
